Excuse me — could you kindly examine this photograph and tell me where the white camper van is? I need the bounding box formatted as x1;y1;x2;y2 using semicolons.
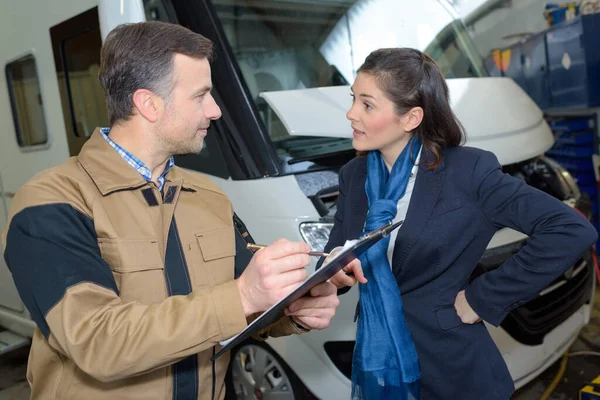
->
0;1;596;399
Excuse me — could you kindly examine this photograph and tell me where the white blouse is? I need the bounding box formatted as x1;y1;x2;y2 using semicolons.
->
387;150;422;267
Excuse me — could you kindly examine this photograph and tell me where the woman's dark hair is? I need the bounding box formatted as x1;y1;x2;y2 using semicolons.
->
99;21;214;126
357;48;465;169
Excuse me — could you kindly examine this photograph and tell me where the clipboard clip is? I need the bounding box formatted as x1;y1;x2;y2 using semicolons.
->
361;220;404;241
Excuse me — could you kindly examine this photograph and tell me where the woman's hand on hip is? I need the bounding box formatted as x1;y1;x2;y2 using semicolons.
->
454;290;482;324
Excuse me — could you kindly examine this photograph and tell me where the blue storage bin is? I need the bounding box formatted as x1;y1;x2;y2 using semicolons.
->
546;18;588;108
522;33;551;109
503;43;528;91
545;14;600;109
554;131;595;145
546;118;594;132
545;4;579;27
548;155;594;171
546;145;595;158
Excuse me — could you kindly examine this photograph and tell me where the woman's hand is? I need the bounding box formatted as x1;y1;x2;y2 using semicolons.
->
285;281;340;330
454;290;482;324
327;247;367;288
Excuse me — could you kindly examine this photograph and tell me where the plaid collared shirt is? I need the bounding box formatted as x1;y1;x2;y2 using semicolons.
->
100;127;174;191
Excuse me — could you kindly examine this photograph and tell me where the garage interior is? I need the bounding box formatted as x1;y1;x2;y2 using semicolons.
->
1;0;600;399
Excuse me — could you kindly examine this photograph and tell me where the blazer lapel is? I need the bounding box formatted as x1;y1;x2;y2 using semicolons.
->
391;149;445;276
348;157;368;239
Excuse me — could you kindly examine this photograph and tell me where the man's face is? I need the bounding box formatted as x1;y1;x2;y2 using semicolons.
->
156;54;222;155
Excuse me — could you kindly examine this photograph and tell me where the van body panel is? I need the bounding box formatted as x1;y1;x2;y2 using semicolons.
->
260;78;555;166
98;0;146;40
0;0;101;316
211;175;321;245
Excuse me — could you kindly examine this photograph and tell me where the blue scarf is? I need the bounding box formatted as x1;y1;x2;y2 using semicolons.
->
351;136;422;400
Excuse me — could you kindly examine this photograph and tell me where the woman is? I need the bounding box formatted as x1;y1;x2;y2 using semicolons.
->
324;48;597;399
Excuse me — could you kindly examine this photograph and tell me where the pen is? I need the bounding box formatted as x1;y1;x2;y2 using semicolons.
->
247;243;329;258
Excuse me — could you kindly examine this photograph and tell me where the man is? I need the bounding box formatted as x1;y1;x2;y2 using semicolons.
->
2;21;350;400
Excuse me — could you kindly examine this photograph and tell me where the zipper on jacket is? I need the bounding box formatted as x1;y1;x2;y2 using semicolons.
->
212;346;216;400
233;212;256;244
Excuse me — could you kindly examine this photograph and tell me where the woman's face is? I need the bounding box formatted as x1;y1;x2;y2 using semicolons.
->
346;73;418;163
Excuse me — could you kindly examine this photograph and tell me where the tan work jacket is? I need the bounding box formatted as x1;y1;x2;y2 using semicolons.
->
2;129;301;399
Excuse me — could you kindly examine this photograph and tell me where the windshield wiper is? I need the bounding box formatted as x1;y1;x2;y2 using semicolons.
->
287;148;356;165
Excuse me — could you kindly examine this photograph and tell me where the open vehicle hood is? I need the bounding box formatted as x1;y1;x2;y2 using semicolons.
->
259;77;554;166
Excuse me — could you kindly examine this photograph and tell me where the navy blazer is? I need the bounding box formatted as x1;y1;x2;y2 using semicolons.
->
324;146;597;399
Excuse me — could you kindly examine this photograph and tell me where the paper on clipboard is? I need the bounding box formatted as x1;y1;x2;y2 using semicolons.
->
212;220;403;360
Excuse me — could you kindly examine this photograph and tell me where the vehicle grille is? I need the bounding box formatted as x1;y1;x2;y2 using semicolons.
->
500;254;594;345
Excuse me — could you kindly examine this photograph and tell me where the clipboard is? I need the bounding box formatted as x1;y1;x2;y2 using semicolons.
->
212;219;403;360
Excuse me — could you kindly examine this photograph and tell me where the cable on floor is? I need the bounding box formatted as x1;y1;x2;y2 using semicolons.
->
538;350;600;400
539;350;569;400
569;351;600;358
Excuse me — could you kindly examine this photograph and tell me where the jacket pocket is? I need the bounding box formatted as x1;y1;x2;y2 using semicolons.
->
431;197;464;217
193;226;236;288
196;226;236;261
98;238;165;303
98;238;163;272
434;304;463;331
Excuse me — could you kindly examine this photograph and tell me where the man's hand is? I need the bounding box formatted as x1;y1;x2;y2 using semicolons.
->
454;290;482;324
236;239;311;316
326;248;367;289
284;282;340;330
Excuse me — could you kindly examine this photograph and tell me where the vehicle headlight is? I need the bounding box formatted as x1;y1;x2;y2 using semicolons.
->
299;222;333;252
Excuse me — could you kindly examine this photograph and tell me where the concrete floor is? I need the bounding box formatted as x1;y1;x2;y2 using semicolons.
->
0;290;598;400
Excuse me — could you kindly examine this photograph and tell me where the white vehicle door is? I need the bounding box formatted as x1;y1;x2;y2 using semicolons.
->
0;0;109;332
0;54;64;318
0;172;22;315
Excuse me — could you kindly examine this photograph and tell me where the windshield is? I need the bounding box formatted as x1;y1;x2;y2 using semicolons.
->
213;0;487;171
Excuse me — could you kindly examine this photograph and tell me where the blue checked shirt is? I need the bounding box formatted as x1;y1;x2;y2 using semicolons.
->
100;128;174;191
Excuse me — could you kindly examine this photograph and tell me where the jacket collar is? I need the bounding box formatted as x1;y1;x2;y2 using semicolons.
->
418;148;445;174
354;147;444;176
78;128;154;196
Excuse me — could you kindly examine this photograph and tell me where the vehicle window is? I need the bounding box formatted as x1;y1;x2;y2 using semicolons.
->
61;32;107;139
144;0;232;179
212;0;487;169
50;7;108;156
171;118;232;180
144;0;179;24
5;55;49;148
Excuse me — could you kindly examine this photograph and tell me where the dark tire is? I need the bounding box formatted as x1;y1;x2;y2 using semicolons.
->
224;339;315;400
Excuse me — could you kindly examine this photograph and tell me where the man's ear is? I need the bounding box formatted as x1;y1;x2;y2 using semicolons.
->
404;107;424;132
131;89;163;123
